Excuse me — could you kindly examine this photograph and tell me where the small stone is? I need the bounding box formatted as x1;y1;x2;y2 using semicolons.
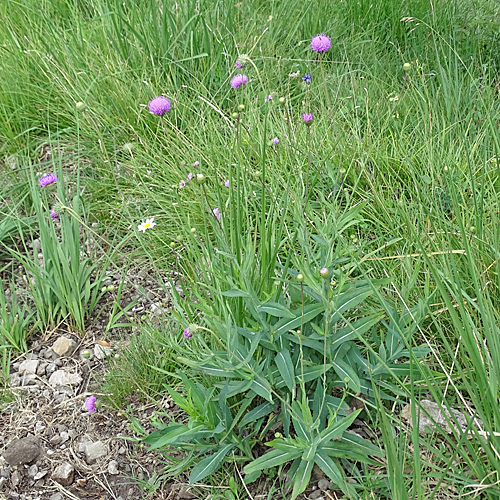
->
34;422;45;435
11;469;21;486
178;486;195;499
118;447;126;454
0;477;6;489
0;468;10;479
49;493;63;500
51;462;75;486
318;478;331;491
48;370;82;387
3;436;41;466
84;441;107;464
107;460;119;475
94;344;112;359
49;435;62;446
36;362;48;376
45;363;57;376
67;430;77;440
18;359;39;374
309;492;324;500
51;337;77;357
33;470;47;481
59;432;69;444
28;464;38;477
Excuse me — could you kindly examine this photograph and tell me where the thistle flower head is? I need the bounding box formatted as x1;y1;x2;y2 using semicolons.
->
50;209;60;220
39;173;57;187
148;96;171;116
85;396;97;413
183;327;192;338
230;74;248;89
302;112;313;124
311;34;331;53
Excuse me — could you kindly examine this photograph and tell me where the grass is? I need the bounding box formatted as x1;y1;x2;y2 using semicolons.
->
2;0;500;497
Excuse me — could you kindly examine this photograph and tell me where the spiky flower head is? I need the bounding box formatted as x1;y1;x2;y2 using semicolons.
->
230;74;248;89
183;327;192;338
50;209;60;220
39;173;57;187
311;34;331;53
148;96;171;116
85;396;97;413
302;112;313;124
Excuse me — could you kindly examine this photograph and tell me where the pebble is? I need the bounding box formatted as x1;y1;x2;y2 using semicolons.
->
11;469;21;486
3;436;41;466
18;359;39;374
51;336;77;357
48;370;82;387
309;492;324;500
318;478;331;491
51;462;75;486
108;460;119;475
84;441;108;464
28;464;38;477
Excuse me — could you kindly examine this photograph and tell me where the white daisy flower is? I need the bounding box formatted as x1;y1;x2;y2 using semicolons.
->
138;217;156;232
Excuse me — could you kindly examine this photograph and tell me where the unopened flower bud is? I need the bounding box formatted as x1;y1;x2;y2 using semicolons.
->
238;104;245;111
196;173;205;184
75;101;86;111
297;274;304;282
403;62;411;71
320;268;329;278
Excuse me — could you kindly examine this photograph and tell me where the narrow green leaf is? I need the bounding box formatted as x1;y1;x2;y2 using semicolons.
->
220;289;250;297
189;443;237;484
333;359;361;393
274;349;295;391
291;459;314;499
244;448;301;475
274;303;325;339
239;401;276;428
257;301;295;319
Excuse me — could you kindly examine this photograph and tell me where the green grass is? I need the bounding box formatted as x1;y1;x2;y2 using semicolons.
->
2;0;500;497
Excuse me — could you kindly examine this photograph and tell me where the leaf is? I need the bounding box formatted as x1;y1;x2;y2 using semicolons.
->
220;289;250;298
274;303;325;340
189;443;237;484
239;402;276;428
319;410;361;444
250;377;273;403
274;349;295;391
314;449;353;496
244;448;302;476
257;301;295;319
333;359;361;393
291;459;314;499
330;314;383;351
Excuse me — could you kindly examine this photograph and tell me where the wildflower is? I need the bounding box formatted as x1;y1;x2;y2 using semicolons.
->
224;180;230;188
85;396;97;413
183;327;192;338
39;173;57;187
235;54;249;69
265;94;273;102
179;180;186;189
230;74;248;89
302;112;313;124
302;74;312;84
279;97;286;104
271;137;279;145
50;209;59;220
320;267;329;278
289;71;301;78
403;62;412;71
194;161;200;167
138;217;156;232
213;208;222;221
187;172;193;181
311;34;331;53
235;60;243;69
148;96;171;116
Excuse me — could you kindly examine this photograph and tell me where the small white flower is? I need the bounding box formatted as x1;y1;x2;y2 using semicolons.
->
138;217;156;232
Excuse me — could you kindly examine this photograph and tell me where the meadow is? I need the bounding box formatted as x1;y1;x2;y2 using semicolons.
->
2;0;500;498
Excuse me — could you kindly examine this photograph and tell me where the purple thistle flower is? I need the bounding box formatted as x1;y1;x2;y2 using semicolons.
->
311;34;331;53
148;96;171;116
224;180;230;188
235;60;243;69
187;172;193;181
85;396;97;413
302;74;312;83
302;112;313;124
50;209;59;220
265;94;273;102
230;74;248;89
271;137;279;145
183;327;192;338
179;180;186;189
39;173;57;187
213;208;222;221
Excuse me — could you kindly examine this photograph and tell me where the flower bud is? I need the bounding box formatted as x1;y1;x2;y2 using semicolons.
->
196;173;205;184
75;101;86;111
238;104;245;111
320;267;329;278
403;62;411;71
297;274;304;282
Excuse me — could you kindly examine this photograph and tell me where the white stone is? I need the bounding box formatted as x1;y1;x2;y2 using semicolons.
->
94;344;112;359
18;359;39;374
51;462;74;486
108;460;119;475
51;337;77;357
85;441;107;464
48;370;82;387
